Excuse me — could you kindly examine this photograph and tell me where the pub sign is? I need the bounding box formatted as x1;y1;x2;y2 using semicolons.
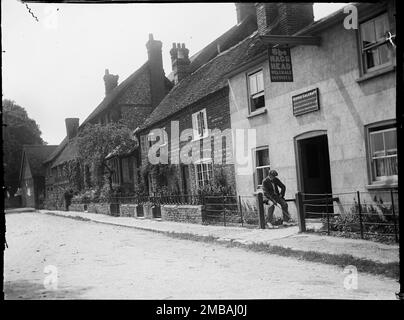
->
268;47;293;82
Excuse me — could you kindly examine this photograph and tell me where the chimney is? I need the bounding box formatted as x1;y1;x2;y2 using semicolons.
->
170;43;190;85
255;3;314;36
235;3;257;24
103;69;119;96
65;118;79;140
146;33;166;108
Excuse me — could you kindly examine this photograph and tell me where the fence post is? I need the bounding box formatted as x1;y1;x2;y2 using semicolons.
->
325;194;330;235
357;191;364;240
257;193;266;229
239;195;244;227
223;195;226;227
295;192;306;232
390;189;399;243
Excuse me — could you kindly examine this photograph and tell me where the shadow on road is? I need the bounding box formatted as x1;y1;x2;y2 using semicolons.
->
4;280;91;300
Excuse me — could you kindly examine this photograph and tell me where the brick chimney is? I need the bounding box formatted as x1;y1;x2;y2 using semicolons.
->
103;69;119;96
170;43;190;85
255;3;314;36
65;118;79;140
146;33;166;108
235;3;257;24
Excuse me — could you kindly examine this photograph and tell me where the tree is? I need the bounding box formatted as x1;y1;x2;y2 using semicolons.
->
2;99;45;195
77;121;137;191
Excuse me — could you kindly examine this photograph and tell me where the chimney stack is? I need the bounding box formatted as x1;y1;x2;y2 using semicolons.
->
170;42;190;85
235;3;257;24
65;118;79;140
146;33;166;108
255;3;314;36
103;69;119;96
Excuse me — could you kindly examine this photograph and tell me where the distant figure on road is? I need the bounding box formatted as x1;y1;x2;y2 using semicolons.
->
262;169;291;227
64;189;74;211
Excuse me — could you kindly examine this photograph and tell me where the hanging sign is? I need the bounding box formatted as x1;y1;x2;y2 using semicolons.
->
268;47;293;82
292;88;320;116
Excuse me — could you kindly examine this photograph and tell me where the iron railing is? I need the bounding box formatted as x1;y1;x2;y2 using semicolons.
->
298;189;399;243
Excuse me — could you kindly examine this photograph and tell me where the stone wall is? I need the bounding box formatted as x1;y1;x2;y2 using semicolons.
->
120;204;137;217
69;203;86;212
161;205;203;224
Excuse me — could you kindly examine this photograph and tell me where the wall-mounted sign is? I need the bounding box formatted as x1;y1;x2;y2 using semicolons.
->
268;47;293;82
292;88;320;116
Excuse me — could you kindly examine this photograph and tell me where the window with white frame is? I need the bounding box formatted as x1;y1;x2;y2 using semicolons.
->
248;69;265;112
368;125;397;182
255;147;270;189
360;13;394;73
195;160;213;188
192;109;208;140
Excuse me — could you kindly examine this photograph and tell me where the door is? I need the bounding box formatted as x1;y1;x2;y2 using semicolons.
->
181;165;191;201
297;134;333;218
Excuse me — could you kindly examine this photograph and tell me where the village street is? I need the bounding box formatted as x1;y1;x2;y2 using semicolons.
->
4;211;398;299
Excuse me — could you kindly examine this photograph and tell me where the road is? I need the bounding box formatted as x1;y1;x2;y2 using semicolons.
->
4;212;399;299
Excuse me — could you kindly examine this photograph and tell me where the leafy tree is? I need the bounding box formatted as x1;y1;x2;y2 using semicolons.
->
2;99;45;195
77;121;137;191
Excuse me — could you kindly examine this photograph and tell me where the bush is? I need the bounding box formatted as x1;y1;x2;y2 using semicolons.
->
321;199;398;243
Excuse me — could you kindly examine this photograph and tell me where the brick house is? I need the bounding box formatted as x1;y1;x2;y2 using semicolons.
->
136;4;259;196
43;34;172;209
226;2;397;219
19;145;57;208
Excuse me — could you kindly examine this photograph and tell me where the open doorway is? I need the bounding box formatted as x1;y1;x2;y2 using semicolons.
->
296;133;332;218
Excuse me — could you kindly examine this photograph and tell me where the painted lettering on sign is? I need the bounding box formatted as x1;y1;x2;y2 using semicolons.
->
292;88;320;116
268;47;293;82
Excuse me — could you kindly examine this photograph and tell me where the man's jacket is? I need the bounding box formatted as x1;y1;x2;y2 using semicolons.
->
262;176;286;199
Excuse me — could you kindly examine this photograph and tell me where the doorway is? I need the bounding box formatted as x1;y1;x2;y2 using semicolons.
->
296;133;333;218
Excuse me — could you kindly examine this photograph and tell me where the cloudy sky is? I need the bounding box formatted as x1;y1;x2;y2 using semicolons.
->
2;1;346;145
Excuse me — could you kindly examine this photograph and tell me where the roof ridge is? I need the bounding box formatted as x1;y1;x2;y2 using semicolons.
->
187;31;258;80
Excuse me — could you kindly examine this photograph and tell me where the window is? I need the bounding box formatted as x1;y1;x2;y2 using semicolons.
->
121;157;133;183
368;125;397;182
360;13;393;73
248;70;265;112
195;160;213;188
192;109;208;140
255;147;270;189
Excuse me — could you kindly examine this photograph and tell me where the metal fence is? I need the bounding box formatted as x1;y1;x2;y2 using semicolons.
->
105;193;261;227
297;189;399;243
203;195;260;227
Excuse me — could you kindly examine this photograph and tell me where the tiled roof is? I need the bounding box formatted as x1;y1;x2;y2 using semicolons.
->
51;138;79;168
141;31;264;129
80;62;150;127
21;145;57;178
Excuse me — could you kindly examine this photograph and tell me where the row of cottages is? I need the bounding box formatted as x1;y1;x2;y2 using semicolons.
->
226;1;397;217
42;35;173;210
39;2;397;217
40;3;260;208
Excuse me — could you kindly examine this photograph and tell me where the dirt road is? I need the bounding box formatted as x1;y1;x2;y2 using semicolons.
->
4;212;399;299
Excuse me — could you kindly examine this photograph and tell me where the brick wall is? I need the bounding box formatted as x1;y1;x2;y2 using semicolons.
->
140;87;237;194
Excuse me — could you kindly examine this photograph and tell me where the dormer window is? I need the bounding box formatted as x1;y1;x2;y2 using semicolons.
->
248;69;265;112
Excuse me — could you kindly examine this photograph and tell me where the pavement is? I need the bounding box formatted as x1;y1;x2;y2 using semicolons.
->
29;208;399;266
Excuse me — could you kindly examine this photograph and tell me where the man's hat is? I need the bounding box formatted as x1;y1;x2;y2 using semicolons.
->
269;170;278;177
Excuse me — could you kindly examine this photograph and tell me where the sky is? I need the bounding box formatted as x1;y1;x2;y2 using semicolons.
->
2;1;347;145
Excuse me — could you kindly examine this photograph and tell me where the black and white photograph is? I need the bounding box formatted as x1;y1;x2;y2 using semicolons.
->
2;0;402;304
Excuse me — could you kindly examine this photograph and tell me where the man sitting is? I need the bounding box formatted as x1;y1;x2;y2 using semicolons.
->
262;169;293;228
